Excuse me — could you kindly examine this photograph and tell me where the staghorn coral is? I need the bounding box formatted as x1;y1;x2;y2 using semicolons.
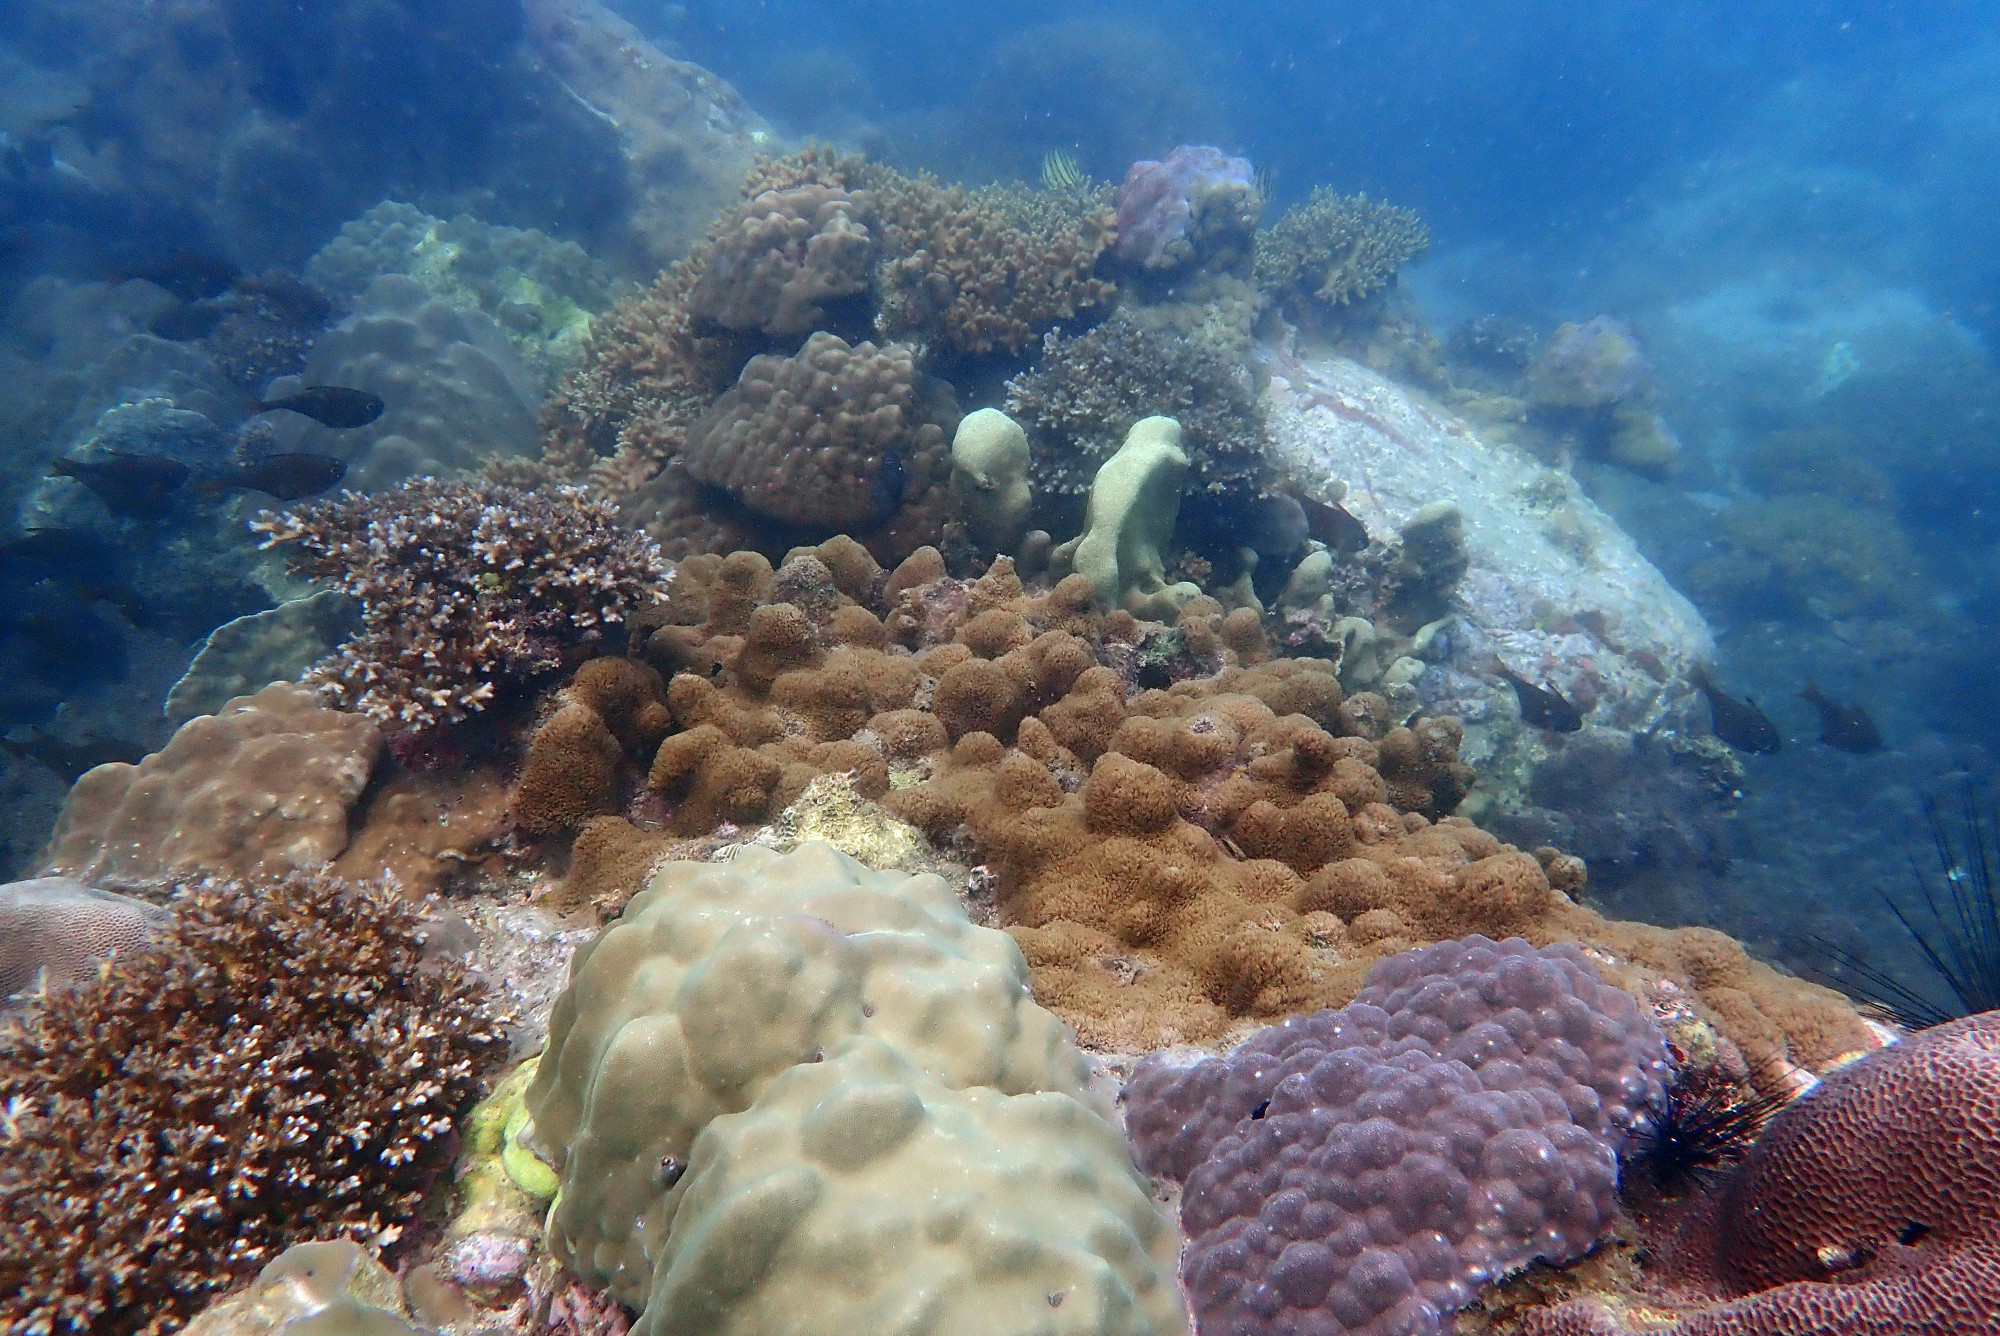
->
682;332;958;534
1006;318;1275;497
41;683;383;891
0;876;505;1336
1254;188;1429;310
1125;935;1670;1336
1522;1011;2000;1336
252;479;666;728
688;184;875;339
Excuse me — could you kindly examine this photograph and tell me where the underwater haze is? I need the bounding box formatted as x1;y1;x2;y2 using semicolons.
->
5;0;2000;1332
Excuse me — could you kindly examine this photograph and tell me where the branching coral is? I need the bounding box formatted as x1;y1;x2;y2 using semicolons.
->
1005;319;1275;497
253;479;667;728
1254;188;1429;309
0;876;505;1336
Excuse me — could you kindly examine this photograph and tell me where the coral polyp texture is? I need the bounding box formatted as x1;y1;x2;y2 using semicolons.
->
0;877;504;1336
1525;1011;2000;1336
689;184;875;338
252;478;666;727
524;841;1183;1334
1124;936;1670;1336
1254;188;1429;310
682;331;957;533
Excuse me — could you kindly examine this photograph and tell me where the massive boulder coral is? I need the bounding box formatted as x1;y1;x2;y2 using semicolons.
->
524;842;1182;1333
1114;145;1261;273
252;478;666;727
0;878;170;1006
1254;188;1429;310
41;683;382;890
689;185;875;339
0;876;503;1336
1126;935;1670;1336
1523;1011;2000;1336
682;332;958;536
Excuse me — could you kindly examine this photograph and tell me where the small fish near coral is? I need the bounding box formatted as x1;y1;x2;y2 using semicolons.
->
251;386;385;429
48;452;190;518
201;452;348;501
1690;665;1781;754
1801;681;1883;753
1495;661;1584;731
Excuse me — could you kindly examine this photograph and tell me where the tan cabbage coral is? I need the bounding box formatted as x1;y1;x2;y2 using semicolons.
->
682;332;959;535
688;184;874;337
253;479;667;727
41;683;382;890
1254;187;1430;309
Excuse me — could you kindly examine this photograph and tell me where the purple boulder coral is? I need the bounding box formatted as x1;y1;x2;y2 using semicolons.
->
1124;935;1671;1336
1115;145;1259;271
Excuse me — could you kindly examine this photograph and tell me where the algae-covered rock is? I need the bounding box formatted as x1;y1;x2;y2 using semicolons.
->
180;1241;417;1336
949;407;1033;550
1053;415;1200;618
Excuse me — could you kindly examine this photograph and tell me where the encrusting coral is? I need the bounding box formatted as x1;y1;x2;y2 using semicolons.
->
41;683;383;890
252;478;667;729
509;542;1861;1082
1522;1010;2000;1336
0;876;505;1336
1126;935;1671;1336
1254;187;1429;310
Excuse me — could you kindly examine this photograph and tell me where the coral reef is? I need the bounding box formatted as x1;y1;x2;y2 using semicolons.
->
1126;935;1670;1336
524;841;1178;1331
688;185;875;339
0;876;503;1336
682;332;958;536
1006;318;1275;498
180;1240;418;1336
1115;145;1261;273
1521;318;1680;473
949;408;1034;551
1254;189;1429;310
41;683;382;890
0;877;170;1006
1523;1011;2000;1335
252;479;666;727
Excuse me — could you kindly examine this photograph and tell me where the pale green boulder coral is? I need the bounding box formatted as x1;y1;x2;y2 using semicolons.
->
1055;415;1201;618
949;407;1034;550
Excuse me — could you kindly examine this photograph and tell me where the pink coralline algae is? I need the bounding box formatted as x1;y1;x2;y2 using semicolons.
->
1115;145;1258;270
1123;935;1671;1336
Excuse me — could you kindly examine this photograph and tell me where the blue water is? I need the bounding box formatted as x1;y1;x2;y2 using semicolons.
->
3;0;1998;980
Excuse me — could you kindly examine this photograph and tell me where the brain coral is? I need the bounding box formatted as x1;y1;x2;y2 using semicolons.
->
524;841;1101;1309
639;1035;1185;1336
0;877;170;1006
41;683;382;890
1125;936;1670;1336
682;332;959;536
1525;1011;2000;1336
